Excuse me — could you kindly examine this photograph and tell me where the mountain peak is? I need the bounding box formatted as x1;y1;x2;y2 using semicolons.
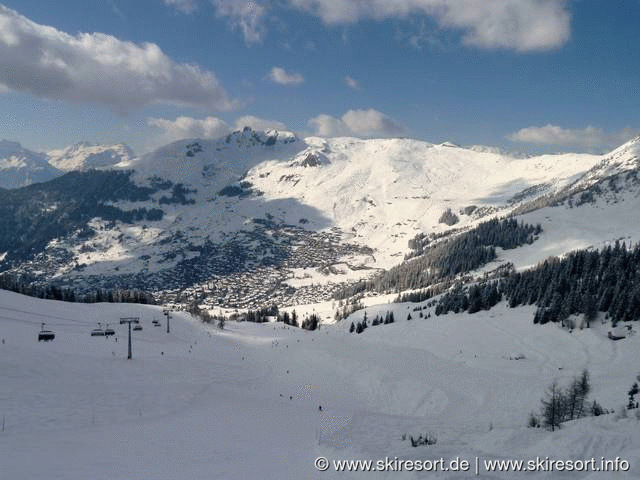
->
223;127;298;147
603;136;640;161
0;140;60;189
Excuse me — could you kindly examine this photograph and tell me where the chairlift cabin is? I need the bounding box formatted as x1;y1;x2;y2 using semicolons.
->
38;323;55;342
91;323;106;337
133;324;143;331
152;318;161;327
104;324;115;336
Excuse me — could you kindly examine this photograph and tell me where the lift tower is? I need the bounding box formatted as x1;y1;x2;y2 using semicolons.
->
119;317;140;359
163;309;171;334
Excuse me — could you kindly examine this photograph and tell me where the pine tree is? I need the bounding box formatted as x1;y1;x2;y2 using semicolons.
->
541;381;564;431
467;285;482;314
574;370;590;418
628;383;639;410
583;294;597;327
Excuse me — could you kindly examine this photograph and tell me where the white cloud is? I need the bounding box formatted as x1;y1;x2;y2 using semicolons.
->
507;124;638;149
163;0;199;14
285;0;571;52
212;0;267;44
0;5;236;112
148;114;291;144
163;0;570;52
234;115;288;131
268;66;304;85
308;114;348;137
309;109;405;138
148;116;230;143
108;0;126;19
164;0;267;44
344;75;359;89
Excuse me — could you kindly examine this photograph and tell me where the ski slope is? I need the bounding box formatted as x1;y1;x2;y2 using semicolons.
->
2;289;640;479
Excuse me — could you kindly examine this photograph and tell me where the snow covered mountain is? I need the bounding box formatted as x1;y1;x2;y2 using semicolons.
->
117;128;608;270
0;140;134;189
569;135;640;190
48;141;133;172
0;140;62;189
2;129;640;309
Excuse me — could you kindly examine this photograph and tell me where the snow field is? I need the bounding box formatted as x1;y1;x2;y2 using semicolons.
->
2;289;640;478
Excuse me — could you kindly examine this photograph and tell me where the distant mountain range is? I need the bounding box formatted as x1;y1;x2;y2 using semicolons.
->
0;140;133;189
1;128;639;310
0;140;62;189
47;142;133;172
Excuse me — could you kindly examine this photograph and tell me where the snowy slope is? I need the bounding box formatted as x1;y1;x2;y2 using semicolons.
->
245;137;603;267
118;128;300;187
48;142;133;172
0;140;61;189
116;130;610;271
1;289;639;479
500;190;640;272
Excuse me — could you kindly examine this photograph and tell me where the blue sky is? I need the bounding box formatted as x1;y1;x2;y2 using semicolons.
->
0;0;638;154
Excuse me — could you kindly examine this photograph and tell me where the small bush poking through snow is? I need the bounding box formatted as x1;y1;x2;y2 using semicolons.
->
405;433;437;447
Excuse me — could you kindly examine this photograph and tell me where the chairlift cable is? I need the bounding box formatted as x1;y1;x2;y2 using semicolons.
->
0;304;83;323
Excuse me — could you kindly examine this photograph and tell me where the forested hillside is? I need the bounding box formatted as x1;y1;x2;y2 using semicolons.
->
435;241;640;326
337;218;541;297
0;170;178;267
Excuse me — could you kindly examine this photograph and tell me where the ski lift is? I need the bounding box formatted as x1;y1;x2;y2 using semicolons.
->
133;324;143;331
104;324;115;336
152;318;161;327
91;322;106;337
38;323;55;342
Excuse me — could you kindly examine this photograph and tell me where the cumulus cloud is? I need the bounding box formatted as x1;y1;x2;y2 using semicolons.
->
163;0;570;52
507;124;638;149
148;116;230;143
286;0;570;52
268;67;305;85
344;75;359;89
0;5;236;112
309;109;405;138
234;115;288;131
148;114;290;144
308;114;348;137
